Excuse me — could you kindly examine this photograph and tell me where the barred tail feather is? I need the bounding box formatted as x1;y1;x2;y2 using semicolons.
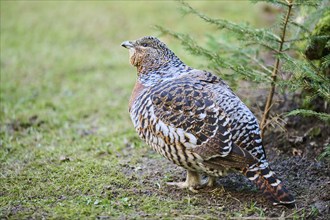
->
243;167;295;206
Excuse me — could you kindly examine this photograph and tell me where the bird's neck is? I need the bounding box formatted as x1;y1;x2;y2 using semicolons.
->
137;58;192;86
137;57;192;86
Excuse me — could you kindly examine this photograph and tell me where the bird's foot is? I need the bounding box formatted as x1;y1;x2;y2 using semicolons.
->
166;181;199;193
167;175;216;192
166;170;201;193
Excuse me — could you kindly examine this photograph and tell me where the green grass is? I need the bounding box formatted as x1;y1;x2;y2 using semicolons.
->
0;1;281;219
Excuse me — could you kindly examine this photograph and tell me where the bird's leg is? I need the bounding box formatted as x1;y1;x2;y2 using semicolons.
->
206;176;216;187
196;175;217;189
167;170;201;193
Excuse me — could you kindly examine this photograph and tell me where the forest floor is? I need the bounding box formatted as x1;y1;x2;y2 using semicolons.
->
1;1;329;219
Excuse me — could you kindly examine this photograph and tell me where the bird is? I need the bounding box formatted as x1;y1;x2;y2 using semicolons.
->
121;36;295;206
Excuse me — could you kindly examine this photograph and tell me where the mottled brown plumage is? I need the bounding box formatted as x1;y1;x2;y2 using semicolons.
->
121;36;295;205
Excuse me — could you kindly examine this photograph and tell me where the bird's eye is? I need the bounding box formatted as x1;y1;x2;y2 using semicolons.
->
141;43;148;47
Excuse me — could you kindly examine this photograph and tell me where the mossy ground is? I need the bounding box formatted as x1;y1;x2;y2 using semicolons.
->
1;1;329;219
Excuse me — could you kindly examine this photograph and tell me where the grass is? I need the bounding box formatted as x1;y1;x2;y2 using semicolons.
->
0;1;308;219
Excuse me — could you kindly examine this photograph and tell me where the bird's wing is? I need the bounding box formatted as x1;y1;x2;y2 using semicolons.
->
144;73;257;169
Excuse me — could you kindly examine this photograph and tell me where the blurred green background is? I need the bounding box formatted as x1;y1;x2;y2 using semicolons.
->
1;1;259;218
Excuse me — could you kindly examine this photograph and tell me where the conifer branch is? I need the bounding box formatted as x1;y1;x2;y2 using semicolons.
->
213;41;272;74
241;52;272;74
180;1;281;43
286;109;330;123
284;37;310;43
244;41;280;53
260;1;293;137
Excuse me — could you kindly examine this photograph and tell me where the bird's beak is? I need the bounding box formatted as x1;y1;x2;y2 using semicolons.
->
121;41;134;49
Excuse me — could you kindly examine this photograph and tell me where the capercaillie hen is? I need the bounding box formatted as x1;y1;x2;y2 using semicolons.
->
121;36;295;206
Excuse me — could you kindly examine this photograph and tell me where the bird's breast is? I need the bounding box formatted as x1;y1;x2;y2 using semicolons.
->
129;80;146;111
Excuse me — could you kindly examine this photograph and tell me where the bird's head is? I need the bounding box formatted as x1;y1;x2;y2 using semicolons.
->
121;36;181;75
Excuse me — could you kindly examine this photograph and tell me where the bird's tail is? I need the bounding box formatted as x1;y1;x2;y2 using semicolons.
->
242;166;295;206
